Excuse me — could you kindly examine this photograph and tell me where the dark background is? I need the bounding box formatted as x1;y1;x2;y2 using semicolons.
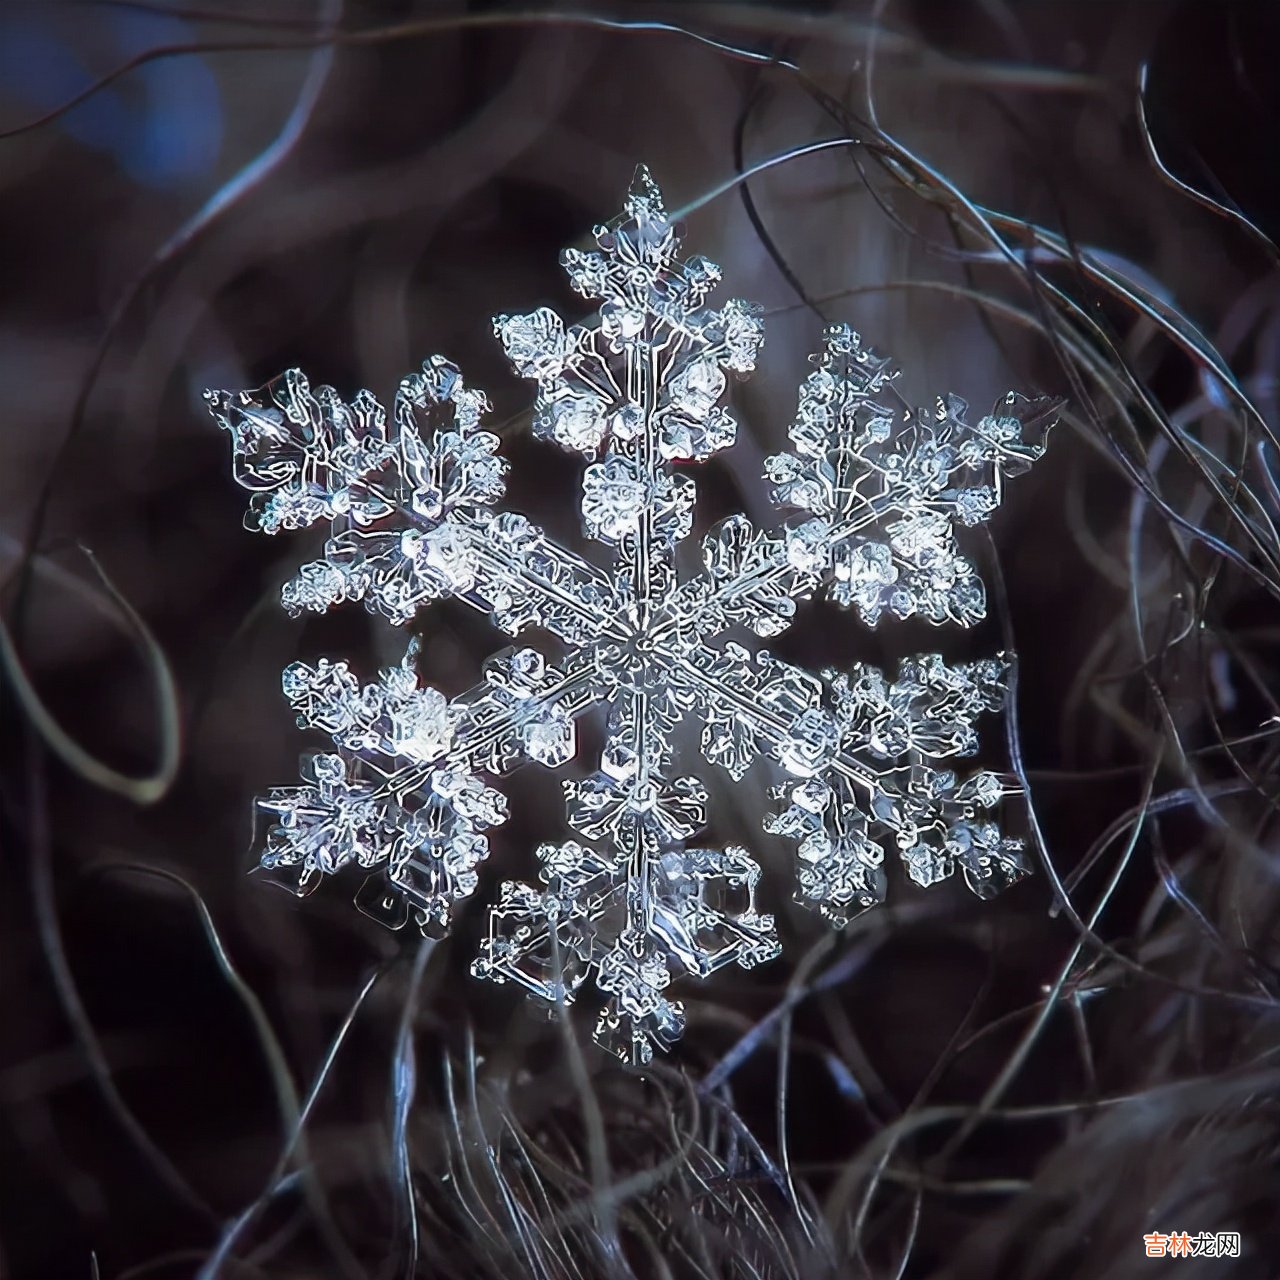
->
3;2;1280;1277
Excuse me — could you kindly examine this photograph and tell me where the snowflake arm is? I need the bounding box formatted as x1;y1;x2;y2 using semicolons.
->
252;643;508;934
820;654;1031;898
209;355;624;643
677;639;1033;921
764;326;1058;627
652;335;1058;645
474;819;779;1064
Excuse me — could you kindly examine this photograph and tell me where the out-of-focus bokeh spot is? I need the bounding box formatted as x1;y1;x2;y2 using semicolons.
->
0;9;220;185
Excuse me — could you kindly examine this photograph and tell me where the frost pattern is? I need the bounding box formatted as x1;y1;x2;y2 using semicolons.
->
209;167;1057;1063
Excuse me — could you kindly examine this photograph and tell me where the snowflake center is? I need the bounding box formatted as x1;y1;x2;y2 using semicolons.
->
594;621;678;695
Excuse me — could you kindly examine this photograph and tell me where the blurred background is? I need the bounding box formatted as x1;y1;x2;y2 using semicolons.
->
3;1;1280;1277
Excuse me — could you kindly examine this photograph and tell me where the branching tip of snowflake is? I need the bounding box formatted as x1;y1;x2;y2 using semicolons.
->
211;164;1057;1063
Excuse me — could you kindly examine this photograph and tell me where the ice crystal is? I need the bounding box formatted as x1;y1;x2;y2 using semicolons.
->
208;166;1058;1063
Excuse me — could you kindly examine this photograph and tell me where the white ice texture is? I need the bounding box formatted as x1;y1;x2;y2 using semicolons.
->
208;167;1057;1063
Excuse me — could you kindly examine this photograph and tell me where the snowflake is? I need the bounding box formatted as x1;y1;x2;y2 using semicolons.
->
207;167;1058;1063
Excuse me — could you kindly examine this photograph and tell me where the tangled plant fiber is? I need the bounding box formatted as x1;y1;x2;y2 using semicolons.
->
3;2;1280;1278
